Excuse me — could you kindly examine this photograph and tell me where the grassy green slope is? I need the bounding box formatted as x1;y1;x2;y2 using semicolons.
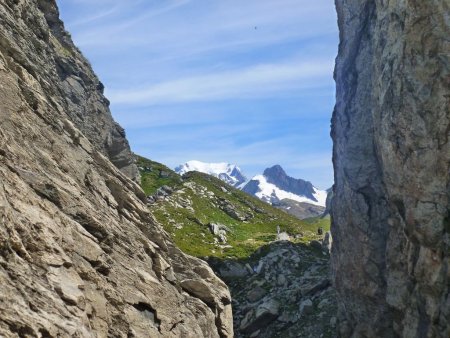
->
137;155;330;259
136;155;182;195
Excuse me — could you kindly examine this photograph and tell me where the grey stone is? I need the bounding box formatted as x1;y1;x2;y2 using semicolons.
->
240;299;280;334
159;170;170;178
317;298;330;310
332;1;449;336
255;260;264;274
245;263;254;274
208;223;230;244
218;231;227;243
330;316;337;327
247;286;267;303
299;278;330;297
276;232;290;241
310;240;323;251
277;274;287;286
208;223;230;236
219;261;248;278
278;311;298;323
299;299;313;316
249;330;260;338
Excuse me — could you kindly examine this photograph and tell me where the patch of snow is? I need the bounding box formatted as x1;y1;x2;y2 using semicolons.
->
312;187;328;207
236;180;249;190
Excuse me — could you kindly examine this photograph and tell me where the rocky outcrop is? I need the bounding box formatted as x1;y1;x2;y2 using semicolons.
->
0;0;232;337
0;0;139;182
331;1;449;337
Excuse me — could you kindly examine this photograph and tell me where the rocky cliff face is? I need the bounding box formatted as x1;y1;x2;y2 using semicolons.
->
0;0;232;337
1;0;139;182
331;1;449;337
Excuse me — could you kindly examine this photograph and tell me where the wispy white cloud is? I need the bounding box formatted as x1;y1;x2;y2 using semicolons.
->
68;6;119;27
107;59;333;105
66;0;336;61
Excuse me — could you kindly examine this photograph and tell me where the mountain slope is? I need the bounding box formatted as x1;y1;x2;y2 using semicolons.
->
140;157;329;259
137;155;182;195
274;199;328;220
175;160;247;187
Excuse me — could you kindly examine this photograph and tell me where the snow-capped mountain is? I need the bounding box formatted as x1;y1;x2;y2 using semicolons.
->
175;160;247;187
242;165;327;208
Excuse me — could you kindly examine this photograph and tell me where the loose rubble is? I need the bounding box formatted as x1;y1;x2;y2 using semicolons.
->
210;241;337;338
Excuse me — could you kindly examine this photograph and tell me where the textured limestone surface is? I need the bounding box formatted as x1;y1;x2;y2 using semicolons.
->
0;0;233;337
332;1;449;337
0;0;139;182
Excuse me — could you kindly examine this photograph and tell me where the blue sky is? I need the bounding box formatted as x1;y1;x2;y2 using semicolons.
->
57;0;338;189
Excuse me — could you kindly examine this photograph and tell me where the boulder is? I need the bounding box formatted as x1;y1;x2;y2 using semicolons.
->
299;299;314;316
219;261;248;278
255;260;265;274
276;232;290;241
240;299;280;334
310;240;323;251
218;231;227;243
247;286;267;303
221;203;246;221
159;170;171;178
245;263;254;274
208;223;230;243
299;278;331;297
208;223;230;236
277;274;287;286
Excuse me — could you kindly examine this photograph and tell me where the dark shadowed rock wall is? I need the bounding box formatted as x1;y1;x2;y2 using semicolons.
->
0;0;233;336
331;0;449;337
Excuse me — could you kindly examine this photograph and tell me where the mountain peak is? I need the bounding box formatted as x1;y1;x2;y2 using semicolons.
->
262;165;316;200
263;165;287;179
175;160;247;187
242;165;327;209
